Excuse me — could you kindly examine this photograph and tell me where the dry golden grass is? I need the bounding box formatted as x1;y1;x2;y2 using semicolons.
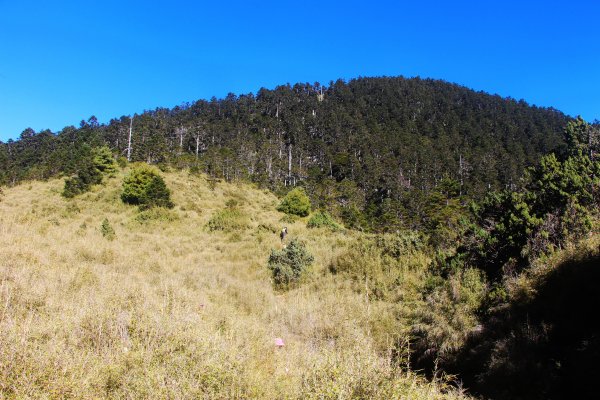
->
0;170;471;399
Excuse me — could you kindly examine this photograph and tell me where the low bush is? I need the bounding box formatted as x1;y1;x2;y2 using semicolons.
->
277;187;311;217
100;218;115;240
375;231;425;259
329;236;429;301
409;267;487;368
207;208;248;232
267;239;314;288
116;156;128;169
121;164;173;209
307;211;342;230
257;223;277;233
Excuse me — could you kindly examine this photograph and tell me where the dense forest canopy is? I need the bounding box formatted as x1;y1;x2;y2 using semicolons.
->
0;76;573;230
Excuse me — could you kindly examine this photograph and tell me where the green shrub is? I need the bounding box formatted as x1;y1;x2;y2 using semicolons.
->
207;208;248;232
375;231;425;259
100;218;115;240
121;164;173;209
307;211;341;230
116;156;128;169
329;238;389;298
410;267;487;362
277;187;311;217
92;146;117;176
63;177;85;199
62;146;116;198
267;239;314;288
62;159;102;198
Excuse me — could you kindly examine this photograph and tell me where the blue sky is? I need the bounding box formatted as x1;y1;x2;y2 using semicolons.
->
1;0;599;141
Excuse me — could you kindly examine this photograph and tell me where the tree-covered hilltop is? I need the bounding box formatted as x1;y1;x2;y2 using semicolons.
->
0;76;570;230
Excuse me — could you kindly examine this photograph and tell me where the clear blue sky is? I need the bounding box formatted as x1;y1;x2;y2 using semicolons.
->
1;0;599;141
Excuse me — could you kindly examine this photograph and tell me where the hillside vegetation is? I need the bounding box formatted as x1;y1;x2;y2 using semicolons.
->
0;76;572;232
0;170;470;399
1;77;599;399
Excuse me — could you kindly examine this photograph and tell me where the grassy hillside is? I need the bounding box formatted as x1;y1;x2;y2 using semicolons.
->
0;170;470;399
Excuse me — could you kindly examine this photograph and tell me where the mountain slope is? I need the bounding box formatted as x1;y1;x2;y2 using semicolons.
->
0;171;470;399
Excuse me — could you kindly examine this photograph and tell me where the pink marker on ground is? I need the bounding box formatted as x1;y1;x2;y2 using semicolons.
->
274;338;285;347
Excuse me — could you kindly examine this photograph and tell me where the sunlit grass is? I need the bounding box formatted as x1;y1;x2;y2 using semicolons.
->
0;170;471;399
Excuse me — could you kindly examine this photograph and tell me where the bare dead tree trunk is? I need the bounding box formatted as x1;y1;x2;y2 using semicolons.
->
288;143;292;183
127;116;133;162
179;126;184;149
277;131;283;159
459;154;463;196
267;158;272;178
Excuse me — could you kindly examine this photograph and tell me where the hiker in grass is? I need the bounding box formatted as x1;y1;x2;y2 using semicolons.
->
280;227;288;243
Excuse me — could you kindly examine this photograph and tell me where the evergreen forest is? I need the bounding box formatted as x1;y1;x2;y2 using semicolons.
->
0;76;574;233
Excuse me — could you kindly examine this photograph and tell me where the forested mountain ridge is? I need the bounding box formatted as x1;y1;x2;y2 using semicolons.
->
0;76;571;230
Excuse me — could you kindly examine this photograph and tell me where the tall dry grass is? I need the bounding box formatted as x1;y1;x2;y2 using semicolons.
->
0;170;471;399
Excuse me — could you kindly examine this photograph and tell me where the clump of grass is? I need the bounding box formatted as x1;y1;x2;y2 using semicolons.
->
298;352;465;399
135;207;179;224
62;202;81;218
257;223;277;233
307;210;342;231
280;214;299;224
100;218;115;240
375;230;426;258
69;266;99;292
330;237;397;300
206;204;248;232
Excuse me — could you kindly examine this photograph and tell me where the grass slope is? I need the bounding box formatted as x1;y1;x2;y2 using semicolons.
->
0;170;469;399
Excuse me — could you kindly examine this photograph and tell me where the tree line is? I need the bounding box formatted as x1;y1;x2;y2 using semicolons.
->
0;76;574;231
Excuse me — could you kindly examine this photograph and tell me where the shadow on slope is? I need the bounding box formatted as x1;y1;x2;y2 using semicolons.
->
449;248;600;400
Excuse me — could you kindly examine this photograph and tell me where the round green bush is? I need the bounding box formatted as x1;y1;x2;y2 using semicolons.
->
307;211;341;230
267;239;314;288
277;187;311;217
121;164;173;209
